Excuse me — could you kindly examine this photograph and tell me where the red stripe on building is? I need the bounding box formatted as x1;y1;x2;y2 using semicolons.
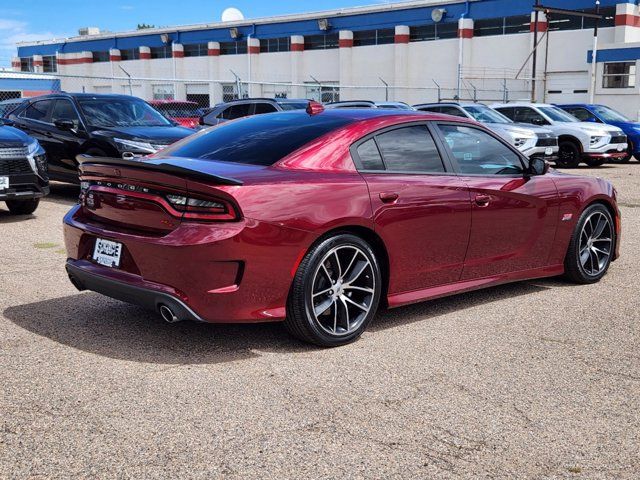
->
339;38;353;48
291;43;304;52
530;21;548;32
458;28;474;39
33;60;43;67
208;48;220;56
394;34;410;44
59;57;94;65
248;45;260;54
173;51;184;58
11;61;20;68
615;14;640;27
140;52;151;59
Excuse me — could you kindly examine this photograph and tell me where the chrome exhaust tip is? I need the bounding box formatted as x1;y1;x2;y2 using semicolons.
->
159;304;181;323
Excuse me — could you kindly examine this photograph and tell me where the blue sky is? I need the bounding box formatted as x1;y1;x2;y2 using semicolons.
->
0;0;388;66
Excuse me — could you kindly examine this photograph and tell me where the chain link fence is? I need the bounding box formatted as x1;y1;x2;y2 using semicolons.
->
0;71;533;109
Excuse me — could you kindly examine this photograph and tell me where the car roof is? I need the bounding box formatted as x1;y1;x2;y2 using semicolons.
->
148;100;199;105
24;92;142;102
492;102;555;108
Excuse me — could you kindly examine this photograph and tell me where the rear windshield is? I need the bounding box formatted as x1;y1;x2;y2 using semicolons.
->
159;112;353;165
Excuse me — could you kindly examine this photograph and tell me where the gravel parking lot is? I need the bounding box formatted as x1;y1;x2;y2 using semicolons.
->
1;164;639;479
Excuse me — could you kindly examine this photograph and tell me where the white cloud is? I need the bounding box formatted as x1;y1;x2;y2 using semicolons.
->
0;18;67;66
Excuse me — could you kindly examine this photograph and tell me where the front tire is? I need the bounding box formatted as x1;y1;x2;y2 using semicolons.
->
564;204;614;284
285;234;382;347
557;140;581;168
5;198;39;215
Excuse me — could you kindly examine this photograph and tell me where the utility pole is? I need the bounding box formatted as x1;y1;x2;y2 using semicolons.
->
589;0;600;104
531;0;540;102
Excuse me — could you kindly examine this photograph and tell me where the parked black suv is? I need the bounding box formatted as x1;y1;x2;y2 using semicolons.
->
0;122;49;215
8;93;195;183
200;98;309;126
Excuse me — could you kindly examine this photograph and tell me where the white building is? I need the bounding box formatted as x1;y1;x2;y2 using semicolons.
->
12;0;640;119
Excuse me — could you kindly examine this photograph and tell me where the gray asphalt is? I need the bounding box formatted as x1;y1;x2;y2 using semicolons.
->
1;164;639;479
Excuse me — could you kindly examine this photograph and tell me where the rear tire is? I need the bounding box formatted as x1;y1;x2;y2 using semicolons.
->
557;140;581;168
285;233;382;347
5;198;39;215
564;204;614;284
584;158;605;167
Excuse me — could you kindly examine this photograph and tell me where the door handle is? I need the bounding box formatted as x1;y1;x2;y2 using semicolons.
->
379;192;399;204
474;194;491;207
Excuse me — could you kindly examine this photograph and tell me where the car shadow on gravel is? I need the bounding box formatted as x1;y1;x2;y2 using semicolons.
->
0;210;37;223
3;281;550;365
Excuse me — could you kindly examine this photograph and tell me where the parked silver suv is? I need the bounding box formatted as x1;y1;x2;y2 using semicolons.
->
492;103;627;167
413;102;558;161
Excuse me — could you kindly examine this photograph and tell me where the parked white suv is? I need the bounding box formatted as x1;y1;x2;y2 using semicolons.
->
414;102;558;161
492;103;628;167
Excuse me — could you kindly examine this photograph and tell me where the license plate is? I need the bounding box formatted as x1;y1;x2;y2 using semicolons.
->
545;147;553;156
92;238;123;268
0;176;8;191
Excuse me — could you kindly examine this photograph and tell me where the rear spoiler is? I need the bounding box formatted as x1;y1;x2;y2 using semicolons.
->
76;154;243;186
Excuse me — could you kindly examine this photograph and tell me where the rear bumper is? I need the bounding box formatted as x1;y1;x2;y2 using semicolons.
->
66;260;205;322
63;204;314;323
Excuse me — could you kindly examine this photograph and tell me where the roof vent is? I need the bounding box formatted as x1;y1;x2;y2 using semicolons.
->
78;27;101;36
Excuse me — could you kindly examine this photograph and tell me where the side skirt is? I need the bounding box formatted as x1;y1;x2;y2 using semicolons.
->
386;265;564;309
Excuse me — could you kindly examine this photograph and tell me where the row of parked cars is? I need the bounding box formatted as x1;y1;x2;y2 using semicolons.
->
0;92;637;216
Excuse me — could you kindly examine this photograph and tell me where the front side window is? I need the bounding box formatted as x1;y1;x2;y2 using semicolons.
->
51;100;80;126
374;126;445;173
603;62;636;89
591;105;630;122
538;106;578;123
21;100;52;122
563;107;597;122
439;106;467;117
78;98;172;127
439;124;524;175
513;107;549;125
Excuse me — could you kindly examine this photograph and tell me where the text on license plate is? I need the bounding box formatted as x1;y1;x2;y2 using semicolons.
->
0;176;8;190
93;238;123;268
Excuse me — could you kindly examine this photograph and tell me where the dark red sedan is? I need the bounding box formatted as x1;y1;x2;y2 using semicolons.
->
148;100;202;129
64;105;621;346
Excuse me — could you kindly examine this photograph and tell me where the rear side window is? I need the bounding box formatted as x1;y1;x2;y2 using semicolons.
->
564;107;596;122
356;138;385;170
439;106;466;117
51;100;80;124
21;100;52;122
375;125;445;173
495;107;515;120
222;104;251;120
253;103;278;115
161;112;353;166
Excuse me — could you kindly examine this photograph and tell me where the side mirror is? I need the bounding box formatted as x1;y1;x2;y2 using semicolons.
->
587;116;602;123
0;118;14;127
54;119;76;131
528;157;550;176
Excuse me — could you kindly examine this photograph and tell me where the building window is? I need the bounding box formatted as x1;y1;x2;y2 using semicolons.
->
152;84;175;100
409;22;457;42
42;55;57;72
20;58;33;72
219;41;248;55
120;48;140;61
603;62;636;89
260;37;290;53
92;51;110;63
150;46;172;59
183;43;208;57
353;29;395;47
548;7;615;31
304;34;339;50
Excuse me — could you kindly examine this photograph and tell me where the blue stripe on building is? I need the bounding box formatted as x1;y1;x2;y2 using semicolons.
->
18;0;624;57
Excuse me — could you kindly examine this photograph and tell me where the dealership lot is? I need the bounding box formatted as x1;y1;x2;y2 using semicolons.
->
1;165;639;478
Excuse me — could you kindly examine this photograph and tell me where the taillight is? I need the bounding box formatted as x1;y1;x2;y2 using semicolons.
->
166;194;237;221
